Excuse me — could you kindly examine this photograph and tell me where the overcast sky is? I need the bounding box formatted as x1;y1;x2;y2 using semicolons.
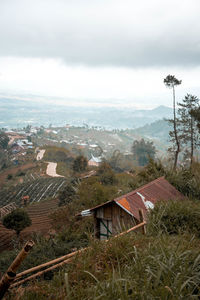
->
0;0;200;108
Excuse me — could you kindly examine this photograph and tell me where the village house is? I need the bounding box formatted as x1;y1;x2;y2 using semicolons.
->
88;154;102;167
79;177;185;240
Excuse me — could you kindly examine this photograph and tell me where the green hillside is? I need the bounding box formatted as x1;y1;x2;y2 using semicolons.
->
1;161;200;299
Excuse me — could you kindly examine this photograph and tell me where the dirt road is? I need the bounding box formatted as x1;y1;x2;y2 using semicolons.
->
46;162;64;177
36;149;46;160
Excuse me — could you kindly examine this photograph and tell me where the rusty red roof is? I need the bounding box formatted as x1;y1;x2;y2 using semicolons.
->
85;177;185;221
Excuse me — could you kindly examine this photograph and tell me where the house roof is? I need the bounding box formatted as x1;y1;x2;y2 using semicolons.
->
89;154;102;163
80;177;185;221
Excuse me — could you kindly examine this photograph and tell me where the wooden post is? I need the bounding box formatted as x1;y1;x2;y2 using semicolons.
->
138;209;146;235
0;240;34;299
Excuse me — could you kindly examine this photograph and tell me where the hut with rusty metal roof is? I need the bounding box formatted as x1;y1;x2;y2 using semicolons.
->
79;177;185;240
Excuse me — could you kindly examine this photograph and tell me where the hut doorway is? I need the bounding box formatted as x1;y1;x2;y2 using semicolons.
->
99;219;112;240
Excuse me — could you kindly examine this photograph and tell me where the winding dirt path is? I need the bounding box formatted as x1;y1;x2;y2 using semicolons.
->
36;149;64;177
36;149;46;161
46;162;64;177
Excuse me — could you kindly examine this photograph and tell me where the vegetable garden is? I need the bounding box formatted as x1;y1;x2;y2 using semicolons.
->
0;177;67;207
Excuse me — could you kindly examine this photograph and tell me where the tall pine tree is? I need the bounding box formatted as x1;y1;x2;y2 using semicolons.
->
164;75;182;170
178;94;199;167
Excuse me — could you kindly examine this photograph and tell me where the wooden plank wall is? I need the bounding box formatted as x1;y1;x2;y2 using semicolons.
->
94;202;138;237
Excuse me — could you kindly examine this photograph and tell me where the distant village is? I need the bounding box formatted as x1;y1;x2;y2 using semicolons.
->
4;125;121;166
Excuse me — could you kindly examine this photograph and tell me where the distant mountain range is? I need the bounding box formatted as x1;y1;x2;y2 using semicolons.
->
0;97;173;129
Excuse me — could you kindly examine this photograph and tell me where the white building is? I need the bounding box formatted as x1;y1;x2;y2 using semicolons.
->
88;154;102;167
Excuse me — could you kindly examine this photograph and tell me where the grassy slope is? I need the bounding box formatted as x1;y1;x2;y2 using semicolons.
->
3;162;200;299
8;223;200;299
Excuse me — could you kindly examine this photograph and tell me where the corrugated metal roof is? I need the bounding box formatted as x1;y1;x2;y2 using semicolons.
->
89;154;102;163
114;177;184;221
85;177;185;221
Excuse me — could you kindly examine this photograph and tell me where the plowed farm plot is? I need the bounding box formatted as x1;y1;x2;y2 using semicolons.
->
0;177;67;207
0;198;59;252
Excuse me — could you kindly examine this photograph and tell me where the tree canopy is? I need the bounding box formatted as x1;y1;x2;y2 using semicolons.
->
191;107;200;133
177;94;199;166
163;75;182;89
58;179;79;206
3;209;32;237
73;155;88;172
131;139;156;166
164;74;182;170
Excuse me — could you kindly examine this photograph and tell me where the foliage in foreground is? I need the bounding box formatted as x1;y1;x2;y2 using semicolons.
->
147;199;200;237
167;162;200;198
3;161;200;299
5;199;200;299
8;234;200;300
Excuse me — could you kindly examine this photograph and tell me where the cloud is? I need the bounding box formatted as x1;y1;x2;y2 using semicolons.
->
0;0;200;67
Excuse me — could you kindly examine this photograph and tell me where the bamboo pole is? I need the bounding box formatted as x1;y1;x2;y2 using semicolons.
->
11;257;72;288
14;247;88;281
113;221;146;238
11;222;147;288
0;240;34;299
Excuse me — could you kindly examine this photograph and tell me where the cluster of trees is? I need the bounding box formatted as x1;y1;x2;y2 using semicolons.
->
97;161;117;185
131;139;156;166
164;75;200;169
72;155;88;172
58;178;80;206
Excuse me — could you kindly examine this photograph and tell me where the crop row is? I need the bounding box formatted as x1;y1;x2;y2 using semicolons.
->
0;177;67;207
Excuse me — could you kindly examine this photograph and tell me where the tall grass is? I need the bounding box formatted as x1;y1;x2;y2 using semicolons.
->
9;233;200;299
147;199;200;237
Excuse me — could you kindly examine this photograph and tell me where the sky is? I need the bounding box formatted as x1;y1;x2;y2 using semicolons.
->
0;0;200;108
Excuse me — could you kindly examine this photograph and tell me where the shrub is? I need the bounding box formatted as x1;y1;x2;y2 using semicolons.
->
7;174;13;180
167;168;200;198
138;158;166;184
58;183;77;206
99;170;117;185
97;161;117;185
16;170;25;176
73;155;88;172
3;209;32;237
97;161;112;175
147;200;200;237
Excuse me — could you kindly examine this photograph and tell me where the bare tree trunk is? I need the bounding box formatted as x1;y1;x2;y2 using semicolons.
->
190;117;194;167
173;86;180;170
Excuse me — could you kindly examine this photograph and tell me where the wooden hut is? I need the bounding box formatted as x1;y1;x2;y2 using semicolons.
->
79;177;185;240
88;154;102;167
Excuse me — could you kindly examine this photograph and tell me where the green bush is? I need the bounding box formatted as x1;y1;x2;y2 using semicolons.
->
147;200;200;237
7;174;13;180
16;170;25;176
138;158;166;184
3;209;32;237
58;181;78;206
99;170;117;185
167;168;200;198
73;155;88;172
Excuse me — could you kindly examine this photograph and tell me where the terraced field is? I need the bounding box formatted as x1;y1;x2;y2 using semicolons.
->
0;198;59;252
0;177;67;207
